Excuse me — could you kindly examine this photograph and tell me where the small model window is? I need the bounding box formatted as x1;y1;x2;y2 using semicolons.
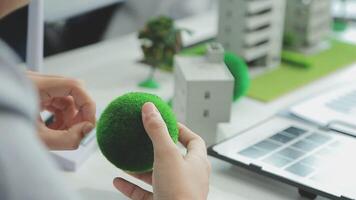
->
203;109;209;118
295;25;306;34
244;39;269;48
247;24;270;32
247;55;267;67
226;10;233;18
204;91;211;100
247;7;272;17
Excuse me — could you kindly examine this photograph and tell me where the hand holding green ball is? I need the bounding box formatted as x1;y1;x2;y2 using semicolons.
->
96;92;179;173
97;92;210;199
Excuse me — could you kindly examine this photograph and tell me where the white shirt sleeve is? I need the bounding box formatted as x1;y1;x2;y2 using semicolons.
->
0;54;81;200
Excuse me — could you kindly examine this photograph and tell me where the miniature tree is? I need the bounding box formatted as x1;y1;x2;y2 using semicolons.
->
138;16;184;89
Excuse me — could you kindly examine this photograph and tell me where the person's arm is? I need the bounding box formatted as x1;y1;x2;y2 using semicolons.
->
0;59;80;200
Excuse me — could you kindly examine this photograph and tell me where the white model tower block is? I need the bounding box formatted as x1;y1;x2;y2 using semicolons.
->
217;0;286;68
284;0;331;52
173;43;234;145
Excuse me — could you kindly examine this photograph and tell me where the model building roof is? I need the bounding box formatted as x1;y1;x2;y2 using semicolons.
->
175;56;234;82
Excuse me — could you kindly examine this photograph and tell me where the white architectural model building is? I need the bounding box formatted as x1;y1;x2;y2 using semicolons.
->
217;0;286;68
284;0;332;52
173;43;234;145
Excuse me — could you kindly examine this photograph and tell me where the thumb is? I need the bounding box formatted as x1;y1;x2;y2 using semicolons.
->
40;121;94;150
142;102;176;154
68;121;94;137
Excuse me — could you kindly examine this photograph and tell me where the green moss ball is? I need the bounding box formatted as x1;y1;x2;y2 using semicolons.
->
96;92;179;173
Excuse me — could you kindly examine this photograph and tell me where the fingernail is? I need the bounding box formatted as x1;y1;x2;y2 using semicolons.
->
113;177;120;183
83;123;94;134
142;102;158;115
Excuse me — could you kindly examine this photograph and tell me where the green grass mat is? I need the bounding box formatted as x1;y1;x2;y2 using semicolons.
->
180;42;208;56
248;40;356;102
181;40;356;102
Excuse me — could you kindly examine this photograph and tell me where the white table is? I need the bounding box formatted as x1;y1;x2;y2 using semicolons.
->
43;12;356;200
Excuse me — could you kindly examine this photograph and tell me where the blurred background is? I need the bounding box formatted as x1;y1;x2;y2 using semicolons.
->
0;0;216;61
0;0;354;61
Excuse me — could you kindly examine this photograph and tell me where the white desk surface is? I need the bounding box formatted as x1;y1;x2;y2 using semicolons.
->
43;12;356;200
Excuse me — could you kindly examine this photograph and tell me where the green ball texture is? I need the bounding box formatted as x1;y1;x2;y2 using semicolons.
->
96;92;179;173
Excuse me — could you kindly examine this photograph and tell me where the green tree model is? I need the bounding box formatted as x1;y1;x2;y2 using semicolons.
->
138;16;184;89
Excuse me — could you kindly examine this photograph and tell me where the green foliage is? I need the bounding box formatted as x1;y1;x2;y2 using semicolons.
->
282;51;311;68
224;52;250;101
333;19;348;32
96;92;179;173
179;42;208;56
138;16;183;71
138;78;160;89
179;45;250;101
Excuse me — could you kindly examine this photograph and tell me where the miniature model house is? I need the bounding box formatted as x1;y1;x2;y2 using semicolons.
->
173;43;234;145
284;0;331;52
217;0;286;68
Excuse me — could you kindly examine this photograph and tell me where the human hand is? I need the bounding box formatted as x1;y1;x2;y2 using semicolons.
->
113;102;210;200
27;71;96;150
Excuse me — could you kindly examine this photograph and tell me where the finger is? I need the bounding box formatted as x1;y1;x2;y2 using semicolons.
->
52;97;79;127
27;71;63;78
39;121;94;150
45;105;76;130
178;123;207;157
40;98;53;111
113;178;153;200
51;97;73;110
41;78;96;125
46;107;65;130
141;102;177;154
128;172;153;185
67;83;96;125
61;102;78;127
